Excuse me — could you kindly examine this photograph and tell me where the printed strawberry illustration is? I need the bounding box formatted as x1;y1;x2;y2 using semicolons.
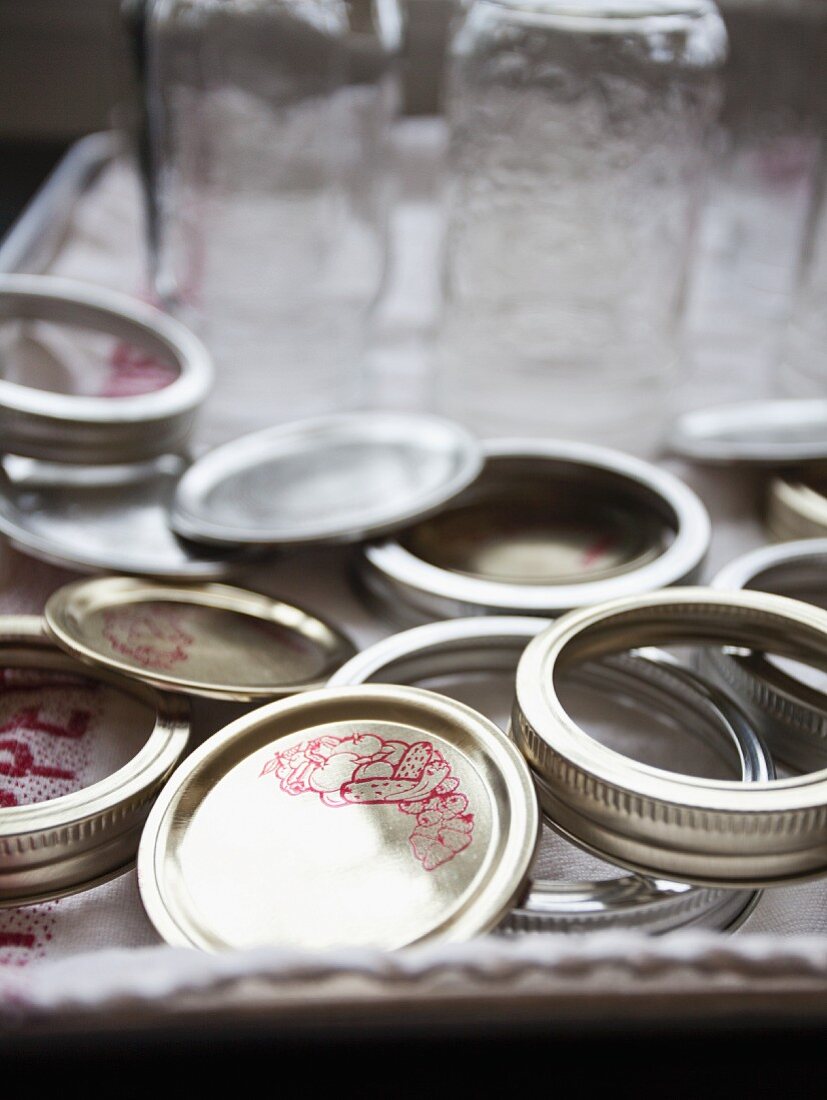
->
410;813;474;870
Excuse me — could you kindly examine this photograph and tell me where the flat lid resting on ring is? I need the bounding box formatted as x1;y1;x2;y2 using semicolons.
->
138;686;539;951
170;412;483;547
44;576;356;701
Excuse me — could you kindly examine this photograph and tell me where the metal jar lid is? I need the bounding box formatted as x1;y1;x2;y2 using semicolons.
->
329;617;765;933
0;274;212;464
44;576;357;701
671;398;827;466
359;440;710;621
0;454;253;579
0;615;189;906
170;412;483;548
137;685;539;951
513;587;827;888
707;539;827;772
767;469;827;542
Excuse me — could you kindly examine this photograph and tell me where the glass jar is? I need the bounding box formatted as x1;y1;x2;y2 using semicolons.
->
782;158;827;396
143;0;400;444
684;0;827;404
437;0;727;452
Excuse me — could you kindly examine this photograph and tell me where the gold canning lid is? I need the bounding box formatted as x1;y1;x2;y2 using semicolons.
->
0;615;189;906
138;685;540;951
43;576;356;701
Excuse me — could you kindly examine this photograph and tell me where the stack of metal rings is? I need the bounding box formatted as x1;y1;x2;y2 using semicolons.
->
2;274;827;953
670;396;827;543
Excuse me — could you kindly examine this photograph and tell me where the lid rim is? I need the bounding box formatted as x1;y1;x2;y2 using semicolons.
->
169;412;484;548
138;684;540;952
44;576;357;701
362;439;710;616
513;588;827;886
0;274;212;463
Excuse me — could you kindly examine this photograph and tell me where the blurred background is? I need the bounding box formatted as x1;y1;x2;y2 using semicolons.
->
1;0;826;451
0;0;448;235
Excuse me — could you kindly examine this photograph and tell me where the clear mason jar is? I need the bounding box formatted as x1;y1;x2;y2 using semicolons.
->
144;0;400;444
684;0;827;404
782;158;827;396
437;0;727;452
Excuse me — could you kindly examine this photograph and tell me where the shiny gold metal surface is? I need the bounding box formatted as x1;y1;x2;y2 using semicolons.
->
514;588;827;888
138;685;539;951
361;440;710;620
0;615;189;906
44;576;356;701
402;494;663;586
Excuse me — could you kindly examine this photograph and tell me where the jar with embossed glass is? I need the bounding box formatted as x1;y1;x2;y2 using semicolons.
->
437;0;727;453
142;0;401;444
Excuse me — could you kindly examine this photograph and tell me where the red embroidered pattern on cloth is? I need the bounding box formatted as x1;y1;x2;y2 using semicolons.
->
0;672;101;967
260;731;475;871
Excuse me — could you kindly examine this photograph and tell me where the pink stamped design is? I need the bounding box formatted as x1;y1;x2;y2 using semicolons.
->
102;341;178;397
103;606;195;671
581;532;617;569
260;732;475;871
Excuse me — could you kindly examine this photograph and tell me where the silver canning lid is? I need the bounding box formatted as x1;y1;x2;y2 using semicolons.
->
0;454;254;578
170;412;483;548
0;615;189;906
499;875;759;936
138;685;539;951
44;575;357;702
329;617;765;933
0;274;212;464
767;469;827;542
671;399;827;466
359;440;710;620
514;588;827;888
707;539;827;772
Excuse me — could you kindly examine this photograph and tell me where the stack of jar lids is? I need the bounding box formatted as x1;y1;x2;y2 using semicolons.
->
4;281;827;951
0;616;190;905
670;397;827;542
0;273;239;578
0;577;357;905
170;431;710;619
706;539;827;773
0;274;713;604
513;588;827;887
0;274;213;466
329;617;767;935
3;568;827;949
135;580;827;951
0;275;484;579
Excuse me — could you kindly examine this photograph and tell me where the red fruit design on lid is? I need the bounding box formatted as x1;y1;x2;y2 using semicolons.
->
260;731;474;871
102;606;194;671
